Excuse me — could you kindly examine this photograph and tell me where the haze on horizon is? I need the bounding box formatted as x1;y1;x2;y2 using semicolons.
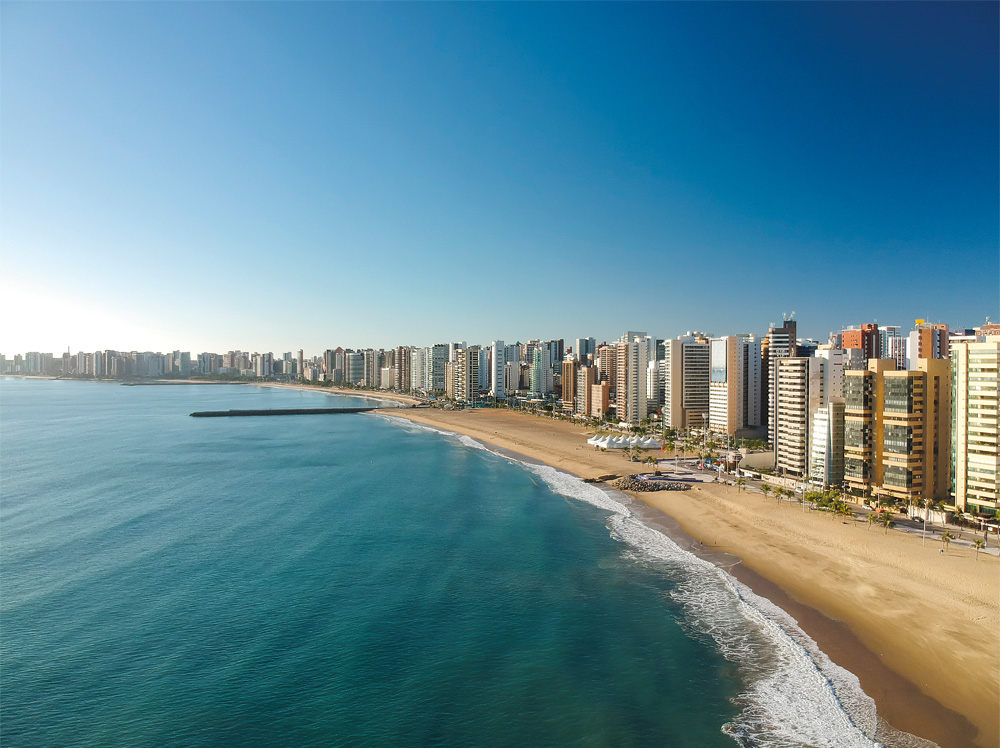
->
2;2;997;355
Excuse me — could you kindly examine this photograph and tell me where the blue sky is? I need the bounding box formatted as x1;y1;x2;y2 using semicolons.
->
2;2;997;354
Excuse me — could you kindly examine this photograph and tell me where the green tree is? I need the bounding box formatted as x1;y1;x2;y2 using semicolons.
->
736;477;746;494
866;512;877;529
761;483;771;502
941;530;954;553
880;511;895;534
973;538;985;560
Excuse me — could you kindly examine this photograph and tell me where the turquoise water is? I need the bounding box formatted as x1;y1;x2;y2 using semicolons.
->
2;380;886;747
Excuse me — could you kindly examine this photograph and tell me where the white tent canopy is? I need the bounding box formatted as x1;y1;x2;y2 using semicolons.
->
587;434;662;450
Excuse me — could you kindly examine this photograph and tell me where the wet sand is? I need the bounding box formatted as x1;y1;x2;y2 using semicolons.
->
378;406;1000;748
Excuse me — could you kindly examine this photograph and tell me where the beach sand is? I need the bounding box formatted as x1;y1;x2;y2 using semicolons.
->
378;406;999;748
258;382;424;406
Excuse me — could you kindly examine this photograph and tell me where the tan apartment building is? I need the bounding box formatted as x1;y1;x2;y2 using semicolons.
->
575;365;596;416
952;339;999;515
590;381;610;419
843;358;950;505
562;359;577;413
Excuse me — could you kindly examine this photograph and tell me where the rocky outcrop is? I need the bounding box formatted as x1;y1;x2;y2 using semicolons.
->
613;475;691;492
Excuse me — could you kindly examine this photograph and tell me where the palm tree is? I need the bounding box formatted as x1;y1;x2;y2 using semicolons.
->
761;483;771;502
837;504;854;524
941;530;954;553
866;512;877;529
736;477;746;494
973;538;985;559
880;511;895;534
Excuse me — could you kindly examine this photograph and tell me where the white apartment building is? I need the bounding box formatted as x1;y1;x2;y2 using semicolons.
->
410;347;428;392
878;325;907;369
809;400;845;487
529;347;552;398
615;333;650;424
646;359;661;417
490;340;506;400
952;338;1000;515
773;352;844;479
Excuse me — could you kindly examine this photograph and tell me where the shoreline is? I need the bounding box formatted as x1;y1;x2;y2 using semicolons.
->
1;375;424;408
376;407;998;748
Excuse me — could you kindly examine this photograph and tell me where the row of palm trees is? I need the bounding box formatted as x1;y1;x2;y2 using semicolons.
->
742;481;991;559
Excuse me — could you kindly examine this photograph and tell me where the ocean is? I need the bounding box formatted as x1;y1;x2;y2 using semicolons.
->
2;379;909;747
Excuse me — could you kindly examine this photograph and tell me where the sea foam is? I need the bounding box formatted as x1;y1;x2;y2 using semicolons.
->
377;416;935;748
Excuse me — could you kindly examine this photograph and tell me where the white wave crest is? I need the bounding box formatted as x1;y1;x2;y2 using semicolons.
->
380;416;930;748
521;463;886;748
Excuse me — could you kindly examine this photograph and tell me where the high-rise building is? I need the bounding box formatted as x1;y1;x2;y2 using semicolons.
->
254;352;273;378
529;347;553;398
615;334;650;424
878;325;907;369
362;349;380;387
394;346;412;391
951;338;999;515
661;335;712;431
346;352;364;384
490;341;506;400
772;348;844;482
504;361;520;396
841;323;880;363
575;366;596;415
545;340;564;368
590;381;611;418
575;337;596;361
773;358;827;478
453;346;481;404
646;359;661;416
810;400;846;488
429;344;448;392
906;321;949;367
562;358;577;411
764;319;798;441
596;345;617;385
681;336;710;429
844;358;951;506
410;347;428;391
708;334;762;436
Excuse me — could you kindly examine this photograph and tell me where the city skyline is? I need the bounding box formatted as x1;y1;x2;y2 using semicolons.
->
3;2;997;353
0;316;997;359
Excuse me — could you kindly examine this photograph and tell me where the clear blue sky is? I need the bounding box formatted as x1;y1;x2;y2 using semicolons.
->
2;1;997;354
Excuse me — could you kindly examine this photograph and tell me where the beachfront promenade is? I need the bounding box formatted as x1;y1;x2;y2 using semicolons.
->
651;460;1000;557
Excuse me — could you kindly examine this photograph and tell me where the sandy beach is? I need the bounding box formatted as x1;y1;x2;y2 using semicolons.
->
255;382;424;407
377;406;999;748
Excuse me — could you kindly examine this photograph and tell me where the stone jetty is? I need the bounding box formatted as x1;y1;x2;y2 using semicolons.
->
613;475;691;492
190;407;375;417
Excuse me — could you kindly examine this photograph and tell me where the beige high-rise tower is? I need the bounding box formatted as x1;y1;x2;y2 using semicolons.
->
951;338;1000;515
843;358;951;506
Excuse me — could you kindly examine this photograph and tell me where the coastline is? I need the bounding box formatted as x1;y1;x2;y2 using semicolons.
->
376;406;999;748
1;376;425;408
251;381;423;407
